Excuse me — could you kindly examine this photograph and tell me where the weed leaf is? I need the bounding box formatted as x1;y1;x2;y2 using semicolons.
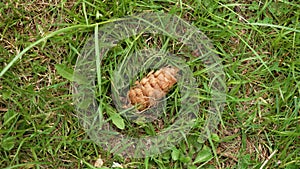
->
111;113;125;130
3;110;17;126
193;145;213;164
55;64;74;81
1;137;15;151
171;148;180;161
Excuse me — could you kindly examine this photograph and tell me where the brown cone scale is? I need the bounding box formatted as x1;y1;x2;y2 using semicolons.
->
128;66;179;111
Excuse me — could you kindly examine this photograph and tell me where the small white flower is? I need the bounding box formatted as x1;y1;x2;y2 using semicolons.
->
112;162;123;168
94;157;104;168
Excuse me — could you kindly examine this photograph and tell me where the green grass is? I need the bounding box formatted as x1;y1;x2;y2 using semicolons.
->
0;0;299;168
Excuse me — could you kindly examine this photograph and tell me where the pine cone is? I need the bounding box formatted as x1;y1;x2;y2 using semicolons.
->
127;66;179;111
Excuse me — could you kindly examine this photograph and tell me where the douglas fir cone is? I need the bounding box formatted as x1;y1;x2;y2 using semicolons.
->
127;66;179;111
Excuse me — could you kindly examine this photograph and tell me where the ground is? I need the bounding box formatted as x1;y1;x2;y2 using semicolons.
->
0;0;299;168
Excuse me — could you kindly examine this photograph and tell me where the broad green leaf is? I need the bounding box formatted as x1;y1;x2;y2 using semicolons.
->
171;148;180;161
3;110;17;126
197;136;205;144
111;113;125;130
2;91;11;100
193;145;213;164
211;133;220;142
144;124;156;136
1;137;15;151
240;154;251;168
105;105;125;130
179;155;191;163
187;165;197;169
55;64;74;81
